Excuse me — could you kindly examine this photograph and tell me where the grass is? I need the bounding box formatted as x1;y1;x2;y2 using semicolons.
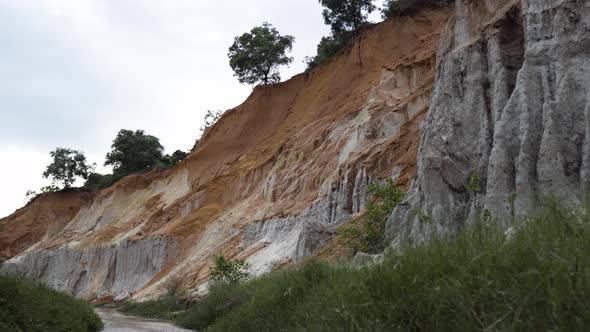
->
0;274;103;332
121;201;590;331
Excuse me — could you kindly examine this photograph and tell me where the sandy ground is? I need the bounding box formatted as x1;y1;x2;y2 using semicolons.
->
96;307;191;332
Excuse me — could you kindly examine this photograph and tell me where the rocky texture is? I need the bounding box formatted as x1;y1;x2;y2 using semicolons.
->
3;237;177;299
387;0;590;245
1;8;451;300
0;190;96;260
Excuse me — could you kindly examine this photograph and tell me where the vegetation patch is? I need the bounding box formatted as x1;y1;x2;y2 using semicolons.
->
382;0;453;18
0;275;103;332
121;200;590;331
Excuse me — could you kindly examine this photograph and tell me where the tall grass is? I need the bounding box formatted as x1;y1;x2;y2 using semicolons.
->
124;202;590;331
0;274;103;332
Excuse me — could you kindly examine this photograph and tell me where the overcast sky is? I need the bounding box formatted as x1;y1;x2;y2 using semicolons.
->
0;0;385;218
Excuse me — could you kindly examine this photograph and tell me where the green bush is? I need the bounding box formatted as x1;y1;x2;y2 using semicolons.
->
338;179;404;254
119;296;182;320
0;275;103;332
84;172;117;190
209;255;251;285
117;201;590;331
176;283;253;330
305;34;349;70
202;201;590;331
382;0;452;18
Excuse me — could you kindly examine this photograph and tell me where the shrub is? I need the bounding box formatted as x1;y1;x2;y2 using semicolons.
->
205;201;590;331
119;296;182;320
118;201;590;331
209;255;251;285
338;179;404;254
382;0;452;18
305;34;349;70
176;283;252;330
0;275;103;331
466;170;481;194
84;172;117;190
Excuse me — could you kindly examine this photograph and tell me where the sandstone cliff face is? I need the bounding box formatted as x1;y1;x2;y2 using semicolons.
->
387;0;590;245
0;9;450;300
0;191;95;261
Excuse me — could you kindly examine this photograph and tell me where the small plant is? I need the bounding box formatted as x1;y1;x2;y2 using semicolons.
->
209;255;251;285
482;208;492;223
466;170;481;194
338;178;404;254
413;209;433;224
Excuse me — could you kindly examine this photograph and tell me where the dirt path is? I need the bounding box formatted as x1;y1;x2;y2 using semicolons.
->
96;307;192;332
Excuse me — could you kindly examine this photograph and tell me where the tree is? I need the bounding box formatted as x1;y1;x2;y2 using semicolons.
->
209;254;251;284
42;148;92;189
305;34;348;69
319;0;376;36
162;150;189;166
228;23;295;85
306;0;375;69
105;129;165;179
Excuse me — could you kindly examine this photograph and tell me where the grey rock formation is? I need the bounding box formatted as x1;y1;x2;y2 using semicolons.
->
2;237;177;300
387;0;590;246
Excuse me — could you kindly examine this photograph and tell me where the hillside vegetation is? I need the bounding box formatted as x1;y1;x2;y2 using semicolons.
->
0;275;103;332
122;200;590;331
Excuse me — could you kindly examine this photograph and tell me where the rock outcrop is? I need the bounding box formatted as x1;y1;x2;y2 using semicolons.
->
0;8;451;300
387;0;590;245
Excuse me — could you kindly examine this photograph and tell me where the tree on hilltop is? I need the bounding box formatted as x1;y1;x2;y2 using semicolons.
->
319;0;376;36
43;148;92;189
228;23;295;85
105;129;165;179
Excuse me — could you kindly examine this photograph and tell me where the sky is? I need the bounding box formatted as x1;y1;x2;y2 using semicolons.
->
0;0;386;218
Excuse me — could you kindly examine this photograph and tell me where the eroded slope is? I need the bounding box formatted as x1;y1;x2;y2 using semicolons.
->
1;8;451;300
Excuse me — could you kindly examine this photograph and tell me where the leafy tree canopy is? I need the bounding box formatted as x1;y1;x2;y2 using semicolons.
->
382;0;451;18
162;150;189;166
319;0;376;36
228;23;295;85
42;148;92;189
105;129;165;178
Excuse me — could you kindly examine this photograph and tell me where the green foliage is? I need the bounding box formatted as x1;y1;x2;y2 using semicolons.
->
307;0;374;70
319;0;376;36
0;275;103;331
228;23;295;85
176;283;253;330
105;129;165;179
466;170;482;194
123;202;590;331
42;148;92;189
413;209;433;224
305;33;349;69
209;255;251;285
83;172;117;190
120;296;182;320
338;179;404;254
162;150;189;166
382;0;451;18
24;185;62;204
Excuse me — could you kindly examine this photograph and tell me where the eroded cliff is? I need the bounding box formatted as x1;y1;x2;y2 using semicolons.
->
1;8;451;300
387;0;590;245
